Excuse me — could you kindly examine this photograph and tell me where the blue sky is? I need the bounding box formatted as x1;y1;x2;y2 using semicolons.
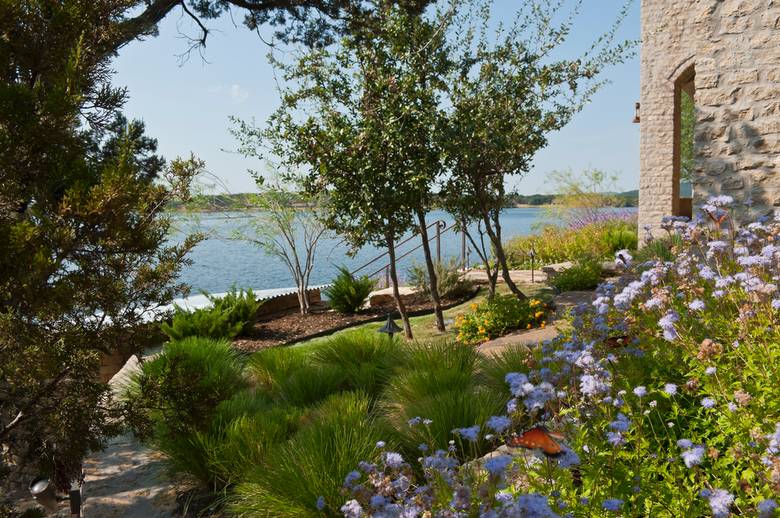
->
113;1;640;195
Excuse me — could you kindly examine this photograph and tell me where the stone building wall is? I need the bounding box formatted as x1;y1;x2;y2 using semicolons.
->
639;0;780;234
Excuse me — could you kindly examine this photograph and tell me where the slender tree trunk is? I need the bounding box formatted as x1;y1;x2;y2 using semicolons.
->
416;210;445;332
465;226;498;298
386;232;413;339
481;210;526;299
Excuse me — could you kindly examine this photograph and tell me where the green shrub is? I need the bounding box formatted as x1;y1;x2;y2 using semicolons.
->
549;258;602;292
455;295;549;345
229;391;387;517
324;266;376;314
160;305;244;341
207;286;262;334
274;364;348;407
407;258;473;300
245;346;308;392
123;337;246;485
247;346;347;406
602;225;638;253
383;341;479;401
124;336;245;438
505;219;637;268
379;341;504;457
160;287;261;341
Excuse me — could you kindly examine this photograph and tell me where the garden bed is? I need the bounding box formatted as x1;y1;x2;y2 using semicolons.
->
232;290;477;352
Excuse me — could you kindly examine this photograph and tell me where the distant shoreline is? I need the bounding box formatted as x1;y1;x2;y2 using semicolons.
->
167;191;639;213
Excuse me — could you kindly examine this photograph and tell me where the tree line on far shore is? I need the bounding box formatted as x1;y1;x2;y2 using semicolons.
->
170;188;640;212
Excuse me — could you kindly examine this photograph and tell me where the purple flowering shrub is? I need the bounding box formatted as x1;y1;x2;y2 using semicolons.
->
336;198;779;517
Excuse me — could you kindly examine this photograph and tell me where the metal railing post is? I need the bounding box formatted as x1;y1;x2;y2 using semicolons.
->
436;221;441;262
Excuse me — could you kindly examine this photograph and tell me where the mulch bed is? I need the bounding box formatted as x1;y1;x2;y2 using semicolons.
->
232;292;473;353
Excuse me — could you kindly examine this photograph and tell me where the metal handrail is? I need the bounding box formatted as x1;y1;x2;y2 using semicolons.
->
350;220;457;287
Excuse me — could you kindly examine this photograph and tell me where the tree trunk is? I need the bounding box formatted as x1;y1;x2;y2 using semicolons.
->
481;210;526;299
416;210;445;332
464;226;498;298
386;232;413;339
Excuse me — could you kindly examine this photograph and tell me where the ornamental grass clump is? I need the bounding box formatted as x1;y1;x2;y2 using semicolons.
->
229;391;388;517
455;295;549;344
337;197;780;517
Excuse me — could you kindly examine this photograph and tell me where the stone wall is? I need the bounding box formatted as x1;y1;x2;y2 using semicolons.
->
639;0;780;234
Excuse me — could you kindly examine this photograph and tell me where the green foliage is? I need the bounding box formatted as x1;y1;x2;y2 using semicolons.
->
124;337;245;439
634;233;685;263
680;90;695;183
229;391;386;517
0;1;202;485
477;345;533;396
505;219;637;268
379;342;503;458
384;341;480;403
311;331;403;397
160;288;260;341
603;224;639;253
160;305;243;341
407;258;473;300
206;396;303;486
207;287;262;334
550;259;602;292
455;295;549;345
324;266;376;314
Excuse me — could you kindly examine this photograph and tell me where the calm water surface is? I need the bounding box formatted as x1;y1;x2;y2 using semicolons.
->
170;208;551;294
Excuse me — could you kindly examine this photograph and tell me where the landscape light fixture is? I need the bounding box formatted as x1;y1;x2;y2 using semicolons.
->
633;102;641;123
377;314;402;339
29;476;59;514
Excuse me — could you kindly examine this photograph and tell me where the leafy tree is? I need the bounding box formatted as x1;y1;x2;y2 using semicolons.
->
0;1;201;490
261;5;453;338
228;170;329;315
442;0;635;298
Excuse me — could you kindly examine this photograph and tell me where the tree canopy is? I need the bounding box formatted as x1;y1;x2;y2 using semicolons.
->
0;0;202;489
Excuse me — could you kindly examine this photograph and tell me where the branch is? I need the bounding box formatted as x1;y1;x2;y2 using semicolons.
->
180;1;209;47
109;0;181;54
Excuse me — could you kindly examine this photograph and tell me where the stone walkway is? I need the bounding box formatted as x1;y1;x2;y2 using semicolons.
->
80;352;185;517
477;290;594;356
81;433;181;517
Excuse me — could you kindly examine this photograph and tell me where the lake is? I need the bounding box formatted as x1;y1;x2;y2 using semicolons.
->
170;208;553;295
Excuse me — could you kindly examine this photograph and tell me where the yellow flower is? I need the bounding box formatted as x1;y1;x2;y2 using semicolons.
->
526;323;532;329
470;303;478;311
535;311;544;318
540;322;546;328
